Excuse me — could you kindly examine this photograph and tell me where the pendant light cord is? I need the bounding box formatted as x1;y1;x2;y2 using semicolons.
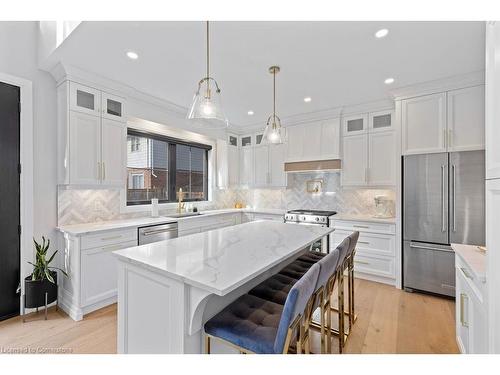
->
273;68;276;123
206;21;210;79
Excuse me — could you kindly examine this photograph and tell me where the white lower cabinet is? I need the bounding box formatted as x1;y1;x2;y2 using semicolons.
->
59;227;138;321
455;255;487;353
330;219;396;285
81;240;136;307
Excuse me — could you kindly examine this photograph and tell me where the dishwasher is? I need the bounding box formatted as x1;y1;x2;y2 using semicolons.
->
138;222;178;245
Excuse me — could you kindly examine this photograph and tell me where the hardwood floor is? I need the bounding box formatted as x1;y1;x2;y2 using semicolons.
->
0;278;458;354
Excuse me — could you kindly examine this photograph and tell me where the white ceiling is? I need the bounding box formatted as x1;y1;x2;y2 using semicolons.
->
49;21;485;128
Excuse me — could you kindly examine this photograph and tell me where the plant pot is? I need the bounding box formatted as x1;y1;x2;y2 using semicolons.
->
24;272;58;309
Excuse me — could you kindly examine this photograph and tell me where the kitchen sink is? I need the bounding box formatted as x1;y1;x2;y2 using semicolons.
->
165;212;203;218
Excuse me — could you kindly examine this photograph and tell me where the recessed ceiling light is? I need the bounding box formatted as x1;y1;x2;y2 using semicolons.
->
375;29;389;38
126;51;139;60
304;97;312;103
247;110;254;116
384;77;395;85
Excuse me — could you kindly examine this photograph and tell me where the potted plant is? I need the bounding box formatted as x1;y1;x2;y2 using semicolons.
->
24;237;67;315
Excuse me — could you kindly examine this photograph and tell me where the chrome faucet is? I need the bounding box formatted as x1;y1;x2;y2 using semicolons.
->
177;188;185;214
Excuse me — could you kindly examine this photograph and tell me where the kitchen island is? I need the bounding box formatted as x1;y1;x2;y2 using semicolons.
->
112;220;334;354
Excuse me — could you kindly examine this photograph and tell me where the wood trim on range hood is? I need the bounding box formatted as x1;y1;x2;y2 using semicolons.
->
284;159;342;173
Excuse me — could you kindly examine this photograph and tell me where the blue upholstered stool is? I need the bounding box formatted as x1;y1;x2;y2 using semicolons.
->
204;263;321;354
279;259;312;279
248;273;298;305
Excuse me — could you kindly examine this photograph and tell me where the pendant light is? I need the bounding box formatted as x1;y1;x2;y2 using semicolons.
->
187;21;228;128
262;65;283;144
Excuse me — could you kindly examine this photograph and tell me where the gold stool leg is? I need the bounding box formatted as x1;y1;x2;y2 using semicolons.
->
326;299;332;353
205;335;211;354
338;272;344;354
348;258;353;331
320;291;326;354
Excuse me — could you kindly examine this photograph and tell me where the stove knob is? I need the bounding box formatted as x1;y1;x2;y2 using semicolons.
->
315;217;319;222
302;216;306;221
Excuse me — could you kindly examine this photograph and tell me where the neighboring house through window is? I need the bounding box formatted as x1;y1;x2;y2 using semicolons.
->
126;130;210;205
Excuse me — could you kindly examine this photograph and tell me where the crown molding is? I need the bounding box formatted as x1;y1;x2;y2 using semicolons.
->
390;70;485;100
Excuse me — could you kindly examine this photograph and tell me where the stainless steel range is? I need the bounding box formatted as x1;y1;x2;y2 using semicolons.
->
284;209;337;252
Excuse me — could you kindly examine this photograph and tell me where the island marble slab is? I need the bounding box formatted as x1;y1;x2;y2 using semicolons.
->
113;220;334;296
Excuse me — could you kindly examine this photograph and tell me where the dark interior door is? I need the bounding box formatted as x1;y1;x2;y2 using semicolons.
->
0;81;21;321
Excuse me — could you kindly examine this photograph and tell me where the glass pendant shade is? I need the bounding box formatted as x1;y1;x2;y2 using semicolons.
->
263;114;283;144
187;77;228;128
262;65;283;145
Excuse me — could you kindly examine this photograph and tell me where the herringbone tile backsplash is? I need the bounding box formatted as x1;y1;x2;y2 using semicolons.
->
58;172;394;225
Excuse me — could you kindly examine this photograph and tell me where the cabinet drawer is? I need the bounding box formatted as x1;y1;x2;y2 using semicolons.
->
81;239;136;307
81;228;137;250
252;213;284;222
455;255;485;302
331;219;395;234
178;227;200;237
332;230;395;257
353;254;395;279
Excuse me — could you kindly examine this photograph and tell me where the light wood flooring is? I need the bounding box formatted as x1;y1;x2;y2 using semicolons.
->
0;278;458;354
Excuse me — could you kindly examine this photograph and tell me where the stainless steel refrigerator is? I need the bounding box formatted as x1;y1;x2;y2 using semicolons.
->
403;150;485;297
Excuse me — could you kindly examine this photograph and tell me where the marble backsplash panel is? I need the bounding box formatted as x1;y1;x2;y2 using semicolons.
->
57;172;394;225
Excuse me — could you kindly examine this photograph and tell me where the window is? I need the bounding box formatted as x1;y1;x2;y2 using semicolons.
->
130;136;141;152
126;130;211;205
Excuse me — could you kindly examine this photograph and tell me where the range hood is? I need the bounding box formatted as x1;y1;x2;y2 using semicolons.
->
284;159;342;173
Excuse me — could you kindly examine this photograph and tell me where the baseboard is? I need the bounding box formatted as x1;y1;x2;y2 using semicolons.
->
354;272;396;286
82;296;117;316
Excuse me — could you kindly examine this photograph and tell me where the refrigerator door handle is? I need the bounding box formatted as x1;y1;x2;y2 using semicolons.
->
409;242;454;253
441;164;446;232
452;164;456;232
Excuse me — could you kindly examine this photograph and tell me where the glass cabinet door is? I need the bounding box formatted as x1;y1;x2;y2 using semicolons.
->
369;110;394;133
102;92;126;122
228;134;238;147
343;114;368;136
70;82;100;116
240;135;252;147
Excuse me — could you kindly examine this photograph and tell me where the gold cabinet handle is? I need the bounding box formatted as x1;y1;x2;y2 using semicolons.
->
103;162;106;180
358;241;370;245
101;235;123;241
354;260;370;265
460;293;468;327
353;225;369;229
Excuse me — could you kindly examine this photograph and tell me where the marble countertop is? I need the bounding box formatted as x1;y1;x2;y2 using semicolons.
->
451;243;487;283
113;221;333;295
57;208;286;236
331;213;396;224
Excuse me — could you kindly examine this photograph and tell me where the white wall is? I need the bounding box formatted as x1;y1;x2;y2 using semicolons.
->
0;22;58;262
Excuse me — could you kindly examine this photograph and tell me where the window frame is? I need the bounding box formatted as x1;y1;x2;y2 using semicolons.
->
126;129;211;206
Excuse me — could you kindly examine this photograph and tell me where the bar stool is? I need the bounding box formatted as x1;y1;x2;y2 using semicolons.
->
204;263;320;354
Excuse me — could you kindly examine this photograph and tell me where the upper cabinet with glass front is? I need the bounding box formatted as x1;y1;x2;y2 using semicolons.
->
69;82;126;123
343;114;368;136
59;80;127;186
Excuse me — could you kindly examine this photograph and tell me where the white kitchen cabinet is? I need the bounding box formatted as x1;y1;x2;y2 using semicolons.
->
216;139;229;189
369;110;393;133
254;145;270;186
447;86;485;152
101;91;126;122
368;131;396;186
59;80;127;187
228;145;239;187
58;227;139;321
342;110;395;187
70;82;101;116
342;134;368;186
239;147;254;186
101;119;126;186
455;256;488;354
81;240;136;308
286;119;340;162
269;143;286;187
330;219;396;285
343;113;368;136
402;92;447;155
69;111;102;185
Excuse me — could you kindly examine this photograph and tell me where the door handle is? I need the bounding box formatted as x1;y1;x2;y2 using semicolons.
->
452;164;456;232
441;165;446;232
